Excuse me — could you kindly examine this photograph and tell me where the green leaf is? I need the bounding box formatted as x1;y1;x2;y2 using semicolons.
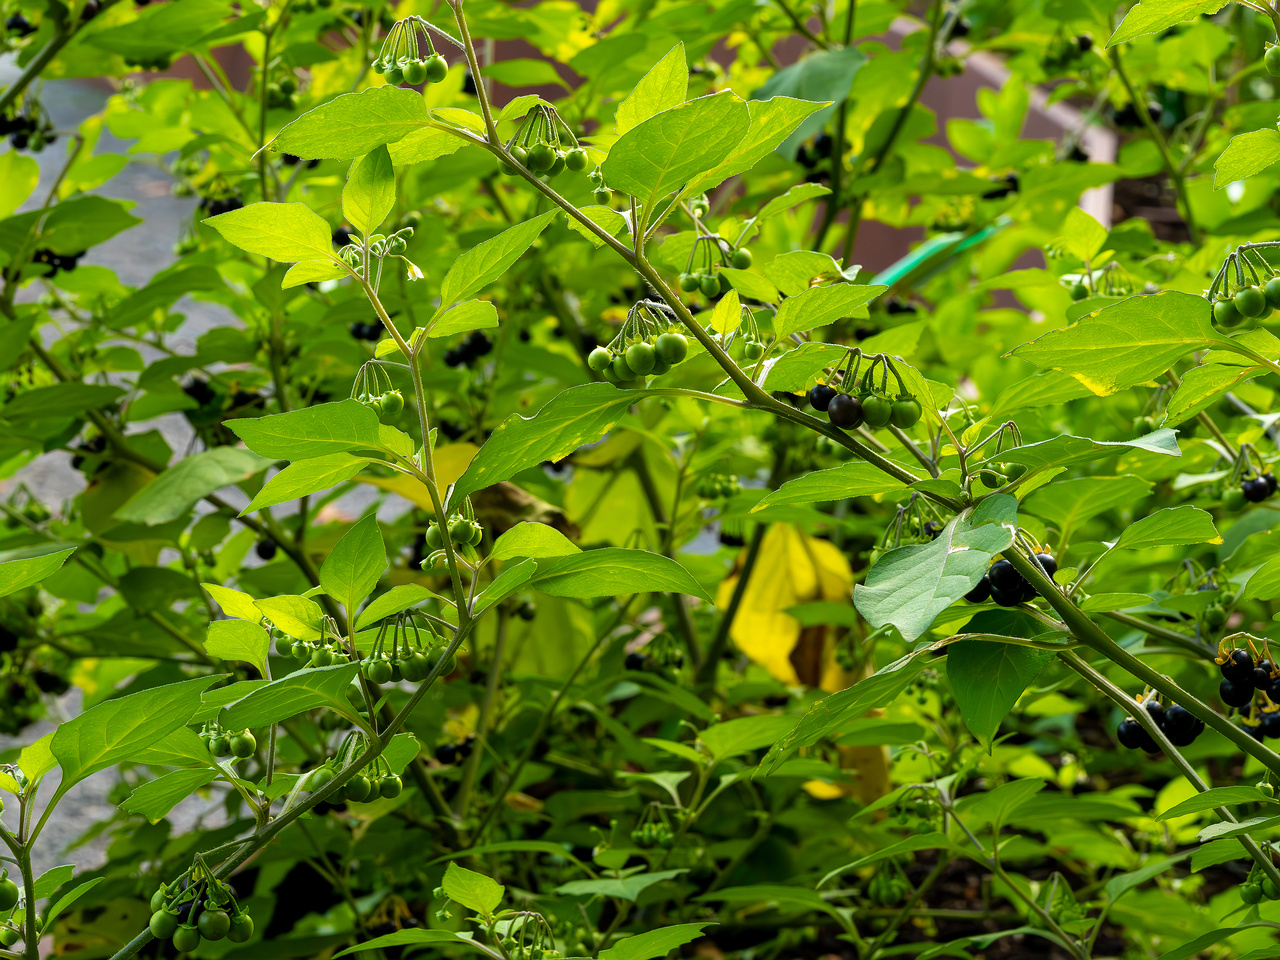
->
320;516;385;614
685;97;831;197
762;251;841;298
1114;505;1221;550
43;877;106;933
1022;476;1153;538
482;59;568;89
819;834;953;888
1197;814;1280;842
270;86;432;159
602;91;751;209
243;453;368;514
695;883;838;918
355;584;435;630
387;125;468;165
0;151;38;219
438;212;557;311
718;267;779;303
205;619;269;674
700;715;798;760
765;652;925;765
427;299;499;339
51;675;218;791
221;662;360;729
121;768;218;823
254;594;324;642
282;259;349;288
474;558;537;615
442;862;504;918
115;448;271;524
490;522;580;561
1214;128;1280;188
773;283;886;338
615;43;687;136
1108;0;1229;46
752;461;905;511
748;46;861;158
204;201;338;264
999;430;1180;471
533;548;711;602
854;496;1018;641
1012;292;1227;396
1164;362;1265;424
760;342;845;392
450;383;636;505
203;584;261;622
756;182;832;221
599;924;713;960
334;930;483;959
1061;208;1108;262
0;547;75;599
343;145;395;236
557;870;687;902
228;400;385;461
1157;786;1274;820
0;382;123;421
947;640;1052;748
1105;854;1191;903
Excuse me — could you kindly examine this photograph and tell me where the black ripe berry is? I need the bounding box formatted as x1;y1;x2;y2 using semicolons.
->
1116;718;1157;752
435;743;457;765
1034;552;1057;579
1143;699;1165;728
624;652;647;671
989;582;1023;608
255;540;277;561
988;559;1023;593
808;383;837;412
1220;678;1256;708
827;393;863;428
1255;659;1276;689
1221;648;1255;683
1243;476;1270;503
923;521;942;540
1264;711;1280;739
1162;704;1204;747
965;575;991;603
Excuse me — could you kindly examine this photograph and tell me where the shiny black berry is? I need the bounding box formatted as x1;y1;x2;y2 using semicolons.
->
1163;704;1203;746
1221;678;1255;708
1221;649;1254;683
965;575;991;603
988;582;1023;608
255;540;277;561
1243;477;1270;503
827;393;863;428
1116;718;1145;750
1255;660;1275;689
988;559;1024;594
808;384;837;412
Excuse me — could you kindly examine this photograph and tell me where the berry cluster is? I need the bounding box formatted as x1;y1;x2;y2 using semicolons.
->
808;353;923;431
198;194;244;217
0;111;54;151
351;360;406;422
501;104;590;180
1239;848;1280;904
1207;245;1280;328
444;330;493;367
1116;699;1204;752
434;735;475;765
149;872;253;948
199;723;257;759
694;472;740;500
1223;471;1278;511
966;553;1057;607
277;635;349;668
316;761;403;802
373;17;448;85
676;231;751;299
631;818;674;849
1217;646;1280;713
588;302;690;383
4;14;37;36
31;247;85;277
265;74;299;110
426;513;483;551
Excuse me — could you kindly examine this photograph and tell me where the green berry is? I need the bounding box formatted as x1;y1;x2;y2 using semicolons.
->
1265;276;1280;310
730;248;752;269
424;54;448;83
861;394;893;428
172;923;201;952
229;731;256;758
402;59;427;85
527;143;556;172
198;908;231;941
1234;285;1268;318
699;274;720;298
890;396;923;428
565;147;588;171
1267;45;1280;77
678;273;699;292
149;909;179;939
228;912;254;942
1242;881;1264;904
655;332;688;364
380;390;404;417
625;341;656;376
379;774;403;798
1214;298;1243;327
345;774;372;802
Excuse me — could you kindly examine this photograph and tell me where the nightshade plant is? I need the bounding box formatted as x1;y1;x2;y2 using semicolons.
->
12;0;1280;957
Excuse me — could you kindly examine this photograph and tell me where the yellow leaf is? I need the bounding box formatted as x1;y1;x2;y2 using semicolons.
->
355;443;477;506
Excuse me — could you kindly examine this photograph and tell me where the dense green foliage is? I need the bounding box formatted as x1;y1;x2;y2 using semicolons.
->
11;0;1280;957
